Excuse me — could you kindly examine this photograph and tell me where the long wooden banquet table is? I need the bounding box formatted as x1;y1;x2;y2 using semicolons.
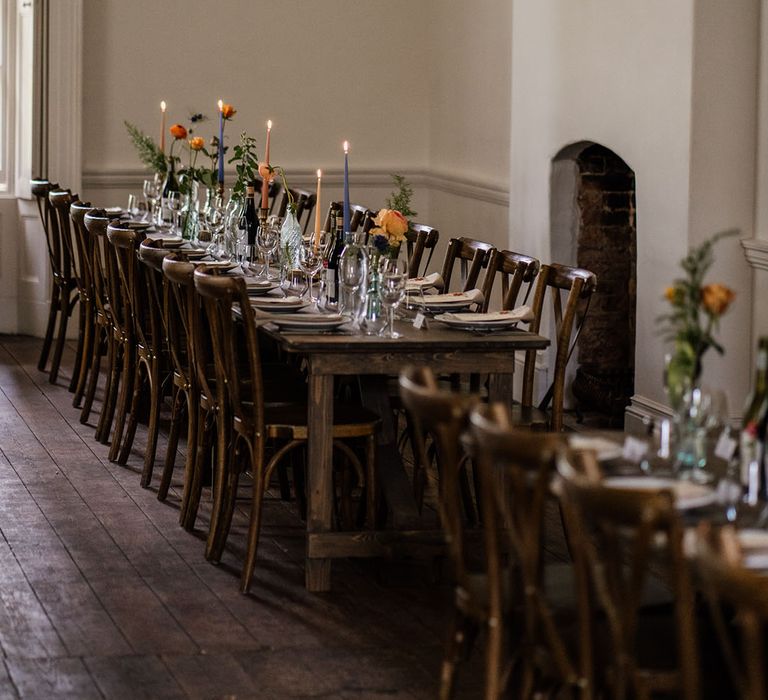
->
249;315;549;591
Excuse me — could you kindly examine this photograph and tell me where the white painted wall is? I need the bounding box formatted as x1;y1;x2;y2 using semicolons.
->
509;0;759;420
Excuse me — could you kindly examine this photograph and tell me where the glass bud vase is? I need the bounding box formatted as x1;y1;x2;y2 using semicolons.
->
362;257;386;335
672;386;713;483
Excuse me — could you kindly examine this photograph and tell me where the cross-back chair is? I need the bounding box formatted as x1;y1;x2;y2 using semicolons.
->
404;224;440;279
439;237;496;293
519;263;597;431
557;471;700;700
324;201;375;234
275;187;318;235
692;525;768;700
479;249;540;314
468;403;586;699
45;188;81;387
161;253;211;530
69;201;96;408
192;267;380;591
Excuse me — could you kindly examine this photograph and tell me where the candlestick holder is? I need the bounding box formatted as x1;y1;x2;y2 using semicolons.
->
217;182;224;198
259;207;269;228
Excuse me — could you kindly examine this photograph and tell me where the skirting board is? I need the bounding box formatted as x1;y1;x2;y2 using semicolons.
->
625;392;741;433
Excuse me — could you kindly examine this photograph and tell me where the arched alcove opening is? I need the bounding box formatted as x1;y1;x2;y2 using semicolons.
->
550;142;637;427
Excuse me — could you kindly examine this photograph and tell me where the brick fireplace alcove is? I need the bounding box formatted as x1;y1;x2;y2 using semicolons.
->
550;142;637;427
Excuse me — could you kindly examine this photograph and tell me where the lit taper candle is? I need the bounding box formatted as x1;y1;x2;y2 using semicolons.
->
217;100;224;185
343;141;350;234
261;120;272;209
160;101;167;153
313;169;322;248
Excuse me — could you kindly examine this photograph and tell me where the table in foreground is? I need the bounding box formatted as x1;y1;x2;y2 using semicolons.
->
258;319;549;592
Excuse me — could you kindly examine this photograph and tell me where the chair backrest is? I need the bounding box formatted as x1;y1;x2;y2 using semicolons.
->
48;189;77;285
558;472;699;700
193;268;266;458
83;210;113;320
70;202;95;298
275;188;318;236
138;238;175;351
106;222;144;344
439;237;496;293
324;201;375;234
31;179;61;276
692;525;768;700
404;223;439;278
522;263;597;431
468;403;585;696
398;366;479;588
480;249;540;313
162;254;200;395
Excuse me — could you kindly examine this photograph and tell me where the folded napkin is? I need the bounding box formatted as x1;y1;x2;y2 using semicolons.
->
440;305;534;323
421;288;484;306
406;272;444;292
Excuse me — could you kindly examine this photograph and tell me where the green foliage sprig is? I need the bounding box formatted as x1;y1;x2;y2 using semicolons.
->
124;121;166;175
228;132;260;201
385;174;417;220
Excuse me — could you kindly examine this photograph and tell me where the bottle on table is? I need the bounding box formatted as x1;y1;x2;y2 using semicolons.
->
325;205;345;304
740;336;768;503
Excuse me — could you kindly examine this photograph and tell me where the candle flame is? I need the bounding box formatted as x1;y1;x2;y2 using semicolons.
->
267;120;273;131
218;99;223;111
160;100;166;112
317;169;322;178
343;141;349;154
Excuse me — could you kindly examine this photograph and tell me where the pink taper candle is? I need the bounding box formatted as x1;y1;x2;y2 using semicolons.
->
261;120;272;209
313;169;322;248
160;101;167;153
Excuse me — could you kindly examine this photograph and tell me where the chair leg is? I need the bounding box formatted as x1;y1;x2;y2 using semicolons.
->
72;303;94;407
48;290;72;384
80;323;103;425
241;449;266;594
117;360;144;465
96;333;119;443
68;301;86;393
181;403;206;531
205;413;235;562
365;434;376;529
108;341;133;461
158;386;184;502
439;608;467;700
38;284;60;372
139;361;162;488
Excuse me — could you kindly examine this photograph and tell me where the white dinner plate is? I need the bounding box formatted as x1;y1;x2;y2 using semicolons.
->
601;476;717;510
246;280;279;295
200;260;239;272
268;313;349;331
434;314;521;332
250;296;309;312
568;435;624;462
737;530;768;570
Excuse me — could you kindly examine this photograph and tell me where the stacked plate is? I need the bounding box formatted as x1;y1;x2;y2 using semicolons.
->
246;280;279;296
434;306;533;332
412;289;483;313
601;476;717;510
250;295;309;313
267;313;348;331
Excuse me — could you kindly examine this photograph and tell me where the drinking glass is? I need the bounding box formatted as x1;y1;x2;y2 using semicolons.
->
143;179;159;224
379;258;407;338
257;220;280;280
206;200;227;258
127;193;139;218
339;253;368;327
164;192;182;235
299;234;325;302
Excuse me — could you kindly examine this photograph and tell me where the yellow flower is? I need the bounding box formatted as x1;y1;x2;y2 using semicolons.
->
373;208;408;242
221;103;236;119
700;283;735;317
189;137;205;151
170;124;187;140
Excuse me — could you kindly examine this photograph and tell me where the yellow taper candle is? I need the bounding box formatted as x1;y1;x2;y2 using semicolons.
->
160;101;167;153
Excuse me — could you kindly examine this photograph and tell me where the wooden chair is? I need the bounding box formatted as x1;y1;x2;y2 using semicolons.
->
323;201;375;234
398;366;485;699
275;187;317;235
37;186;79;385
405;224;440;278
108;224;168;486
192;267;380;591
161;253;209;529
692;525;768;700
104;222;140;462
68;201;97;408
439;237;496;293
479;249;540;313
467;402;586;699
519;263;597;431
557;472;700;700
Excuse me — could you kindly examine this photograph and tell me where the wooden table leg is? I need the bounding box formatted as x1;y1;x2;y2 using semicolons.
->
487;371;515;410
306;371;334;592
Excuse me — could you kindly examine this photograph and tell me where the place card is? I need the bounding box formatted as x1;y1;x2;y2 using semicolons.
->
622;436;648;463
413;312;428;330
714;430;737;462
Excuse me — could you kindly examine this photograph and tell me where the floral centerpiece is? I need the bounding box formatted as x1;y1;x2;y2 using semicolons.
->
370;209;408;258
658;230;736;407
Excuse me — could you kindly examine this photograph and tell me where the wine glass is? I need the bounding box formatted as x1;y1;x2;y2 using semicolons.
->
378;258;408;338
257;220;280;280
299;234;325;302
339;253;368;326
164;192;182;236
143;179;159;224
127;194;139;219
206;199;227;258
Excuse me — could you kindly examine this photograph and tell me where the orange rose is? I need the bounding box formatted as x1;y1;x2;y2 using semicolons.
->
170;124;187;140
221;103;236;119
189;136;205;151
700;283;735;316
258;163;274;181
664;286;677;302
373;208;408;243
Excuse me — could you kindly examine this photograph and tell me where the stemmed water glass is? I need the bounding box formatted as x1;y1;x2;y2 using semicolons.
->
339;253;368;326
379;258;408;338
164;192;182;236
206;199;227;258
257;219;280;280
143;179;160;224
299;235;325;302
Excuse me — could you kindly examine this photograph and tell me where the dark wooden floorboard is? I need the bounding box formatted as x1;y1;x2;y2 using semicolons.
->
0;335;483;699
